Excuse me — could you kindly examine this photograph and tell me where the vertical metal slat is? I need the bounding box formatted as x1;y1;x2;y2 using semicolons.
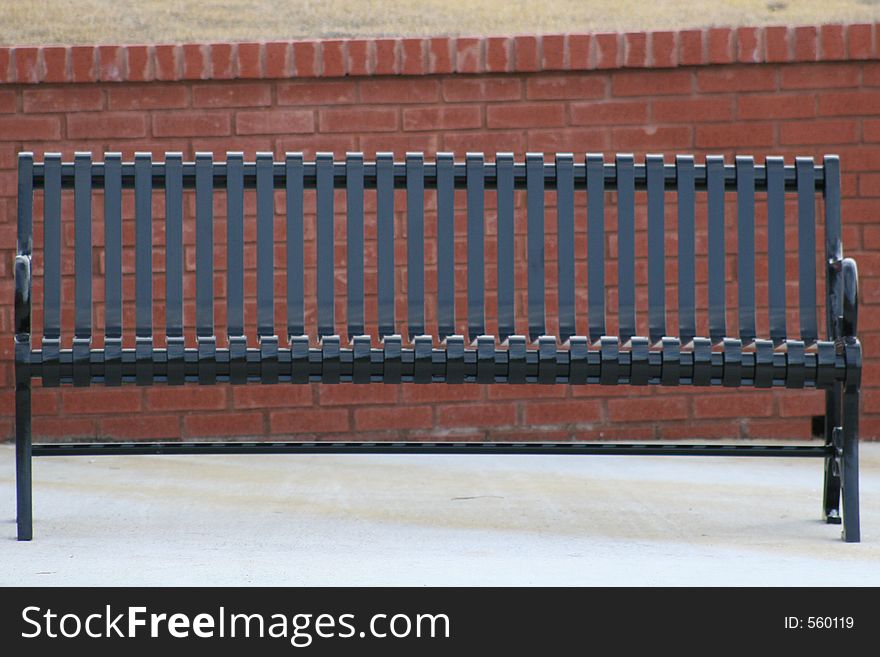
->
496;152;515;343
736;156;757;344
42;154;62;340
406;152;426;340
195;152;214;338
466;152;485;342
797;156;818;344
256;152;275;337
316;152;335;338
767;156;787;344
616;154;636;343
646;153;666;343
226;152;245;338
286;153;305;338
74;152;93;340
437;152;456;341
556;153;575;343
376;152;395;339
676;155;696;344
346;152;365;339
526;152;545;342
707;155;726;342
587;153;606;343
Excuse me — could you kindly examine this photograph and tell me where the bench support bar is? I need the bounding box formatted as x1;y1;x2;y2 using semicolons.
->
15;379;32;541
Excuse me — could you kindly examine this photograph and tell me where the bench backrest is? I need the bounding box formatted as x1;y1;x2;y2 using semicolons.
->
16;152;842;353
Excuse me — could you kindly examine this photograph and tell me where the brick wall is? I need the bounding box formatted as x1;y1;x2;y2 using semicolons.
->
1;24;878;443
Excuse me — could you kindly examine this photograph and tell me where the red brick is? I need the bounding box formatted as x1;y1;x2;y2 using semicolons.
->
182;43;208;80
210;43;234;79
360;78;439;103
185;411;265;437
194;83;271;108
403;106;481;131
595;33;620;69
779;120;858;146
346;39;372;76
651;31;676;68
237;42;262;78
14;47;42;84
568;34;591;70
154;44;180;81
745;419;812;440
0;48;8;83
442;77;521;102
428;37;453;74
818;91;880;116
438;403;515;428
659;420;741;440
764;26;790;62
847;23;875;59
693;392;775;418
487;385;566;400
571;100;648;125
108;84;186;110
233;385;312;408
70;45;96;82
321;40;346;77
541;34;565;70
374;39;399;75
126;45;152;82
34;417;96;440
527;128;610;153
0;91;14;113
236;109;314;134
68;112;147;139
41;46;68;83
653;97;733;123
278;80;356;105
361;133;439;156
0;116;61;141
153;111;231;137
707;27;733;64
612;70;691;96
487;103;564;128
736;27;761;63
865;63;880;86
781;63;860;90
524;400;603;425
514;35;540;72
319;107;397;132
865;122;880;143
456;37;483;74
264;41;290;78
293;40;319;77
777;390;825;417
526;74;604;100
820;24;846;60
99;414;181;440
737;93;814;120
23;87;102;113
793;26;818;62
146;386;227;411
695;123;774;148
61;388;142;415
270;408;349;434
97;45;124;81
697;67;775;93
608;396;688;422
486;36;511;73
622;32;647;68
612;126;692;150
401;38;425;75
355;405;433;431
320;384;399;405
678;29;703;66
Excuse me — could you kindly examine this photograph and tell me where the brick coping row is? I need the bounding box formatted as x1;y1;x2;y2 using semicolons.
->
0;23;877;85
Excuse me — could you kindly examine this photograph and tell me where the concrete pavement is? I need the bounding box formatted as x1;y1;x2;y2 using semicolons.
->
1;442;878;586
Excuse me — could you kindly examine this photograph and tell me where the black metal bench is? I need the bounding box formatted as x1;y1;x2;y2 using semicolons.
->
13;152;862;542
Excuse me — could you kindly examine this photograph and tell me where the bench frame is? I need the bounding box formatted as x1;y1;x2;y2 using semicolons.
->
12;152;862;542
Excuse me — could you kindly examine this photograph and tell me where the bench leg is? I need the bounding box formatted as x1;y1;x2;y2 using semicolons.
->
840;386;860;543
15;380;32;541
822;385;841;524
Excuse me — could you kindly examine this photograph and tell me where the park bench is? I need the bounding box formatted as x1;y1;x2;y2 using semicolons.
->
13;151;861;542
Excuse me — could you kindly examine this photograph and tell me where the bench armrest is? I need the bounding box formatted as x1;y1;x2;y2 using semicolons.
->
14;254;31;340
842;257;859;338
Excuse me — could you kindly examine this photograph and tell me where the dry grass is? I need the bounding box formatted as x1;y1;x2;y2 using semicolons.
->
0;0;878;46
